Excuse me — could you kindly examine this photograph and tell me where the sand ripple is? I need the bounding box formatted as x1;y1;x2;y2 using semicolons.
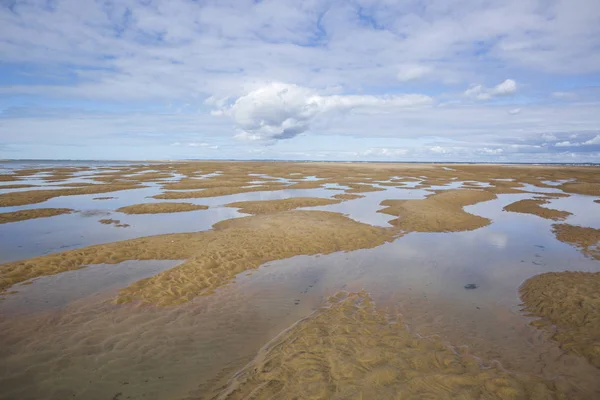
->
207;291;568;399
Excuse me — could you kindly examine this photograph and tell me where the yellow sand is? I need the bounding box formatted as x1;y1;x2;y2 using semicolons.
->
552;224;600;260
225;197;341;215
0;208;73;224
345;183;386;193
0;183;143;206
153;185;286;200
378;190;496;232
117;202;208;214
520;272;600;369
162;177;253;190
208;291;568;399
332;193;365;200
283;180;327;189
0;184;37;189
503;199;572;221
0;211;396;305
559;182;600;196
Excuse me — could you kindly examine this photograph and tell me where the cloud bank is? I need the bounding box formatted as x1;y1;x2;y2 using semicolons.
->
213;83;432;141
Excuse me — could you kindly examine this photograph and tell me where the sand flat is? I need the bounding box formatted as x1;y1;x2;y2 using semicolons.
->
0;208;73;224
503;199;572;220
225;197;342;215
208;291;569;399
117;202;208;214
520;271;600;368
0;211;397;305
552;224;600;260
378;189;497;232
0;183;144;206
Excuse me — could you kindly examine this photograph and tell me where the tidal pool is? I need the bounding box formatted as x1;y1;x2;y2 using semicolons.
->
1;161;599;400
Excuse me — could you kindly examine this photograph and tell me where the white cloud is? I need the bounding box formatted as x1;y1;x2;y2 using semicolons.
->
214;82;432;141
465;79;518;100
583;135;600;145
555;141;578;147
508;108;521;115
362;148;409;157
396;64;433;82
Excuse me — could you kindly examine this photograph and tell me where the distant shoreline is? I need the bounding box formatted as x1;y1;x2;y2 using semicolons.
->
1;159;599;166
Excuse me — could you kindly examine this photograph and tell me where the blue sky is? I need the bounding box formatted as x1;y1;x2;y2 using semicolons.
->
1;0;600;162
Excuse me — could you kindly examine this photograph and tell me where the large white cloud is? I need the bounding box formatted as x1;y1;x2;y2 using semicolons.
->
213;82;433;141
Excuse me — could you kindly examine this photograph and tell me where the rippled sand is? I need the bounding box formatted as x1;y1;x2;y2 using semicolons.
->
1;161;599;400
225;197;342;214
521;271;600;368
503;198;572;221
117;202;209;214
552;224;600;260
379;189;496;231
0;208;73;224
1;211;396;304
206;291;570;399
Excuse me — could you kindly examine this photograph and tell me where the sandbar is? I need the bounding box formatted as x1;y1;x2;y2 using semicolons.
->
0;208;73;224
0;211;396;305
520;271;600;368
225;197;341;215
117;202;208;214
378;190;496;232
209;291;569;399
503;199;572;221
0;183;143;207
552;224;600;260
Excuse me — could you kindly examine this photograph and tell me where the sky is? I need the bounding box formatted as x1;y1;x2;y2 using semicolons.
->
1;0;600;162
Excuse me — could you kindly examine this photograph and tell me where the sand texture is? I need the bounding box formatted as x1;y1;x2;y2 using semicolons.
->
0;211;396;305
559;182;600;196
552;224;600;260
332;193;365;200
0;208;73;224
344;183;386;193
503;199;572;221
225;197;341;215
117;202;208;214
0;175;19;182
207;291;568;399
378;190;496;232
520;272;600;369
0;184;37;189
0;183;143;206
153;185;286;200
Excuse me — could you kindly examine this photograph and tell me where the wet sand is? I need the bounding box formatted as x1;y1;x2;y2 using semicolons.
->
503;199;572;221
332;193;365;200
225;197;341;214
552;224;600;260
0;183;143;206
378;190;497;231
206;291;570;399
0;161;599;400
0;208;73;224
520;271;600;368
117;202;209;214
1;211;396;305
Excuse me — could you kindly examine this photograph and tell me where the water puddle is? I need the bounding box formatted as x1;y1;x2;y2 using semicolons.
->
0;260;182;316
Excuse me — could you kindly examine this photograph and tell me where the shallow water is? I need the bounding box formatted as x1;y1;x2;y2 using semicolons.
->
1;163;600;399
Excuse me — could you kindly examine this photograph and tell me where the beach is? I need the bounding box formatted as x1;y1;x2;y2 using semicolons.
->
1;161;599;399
